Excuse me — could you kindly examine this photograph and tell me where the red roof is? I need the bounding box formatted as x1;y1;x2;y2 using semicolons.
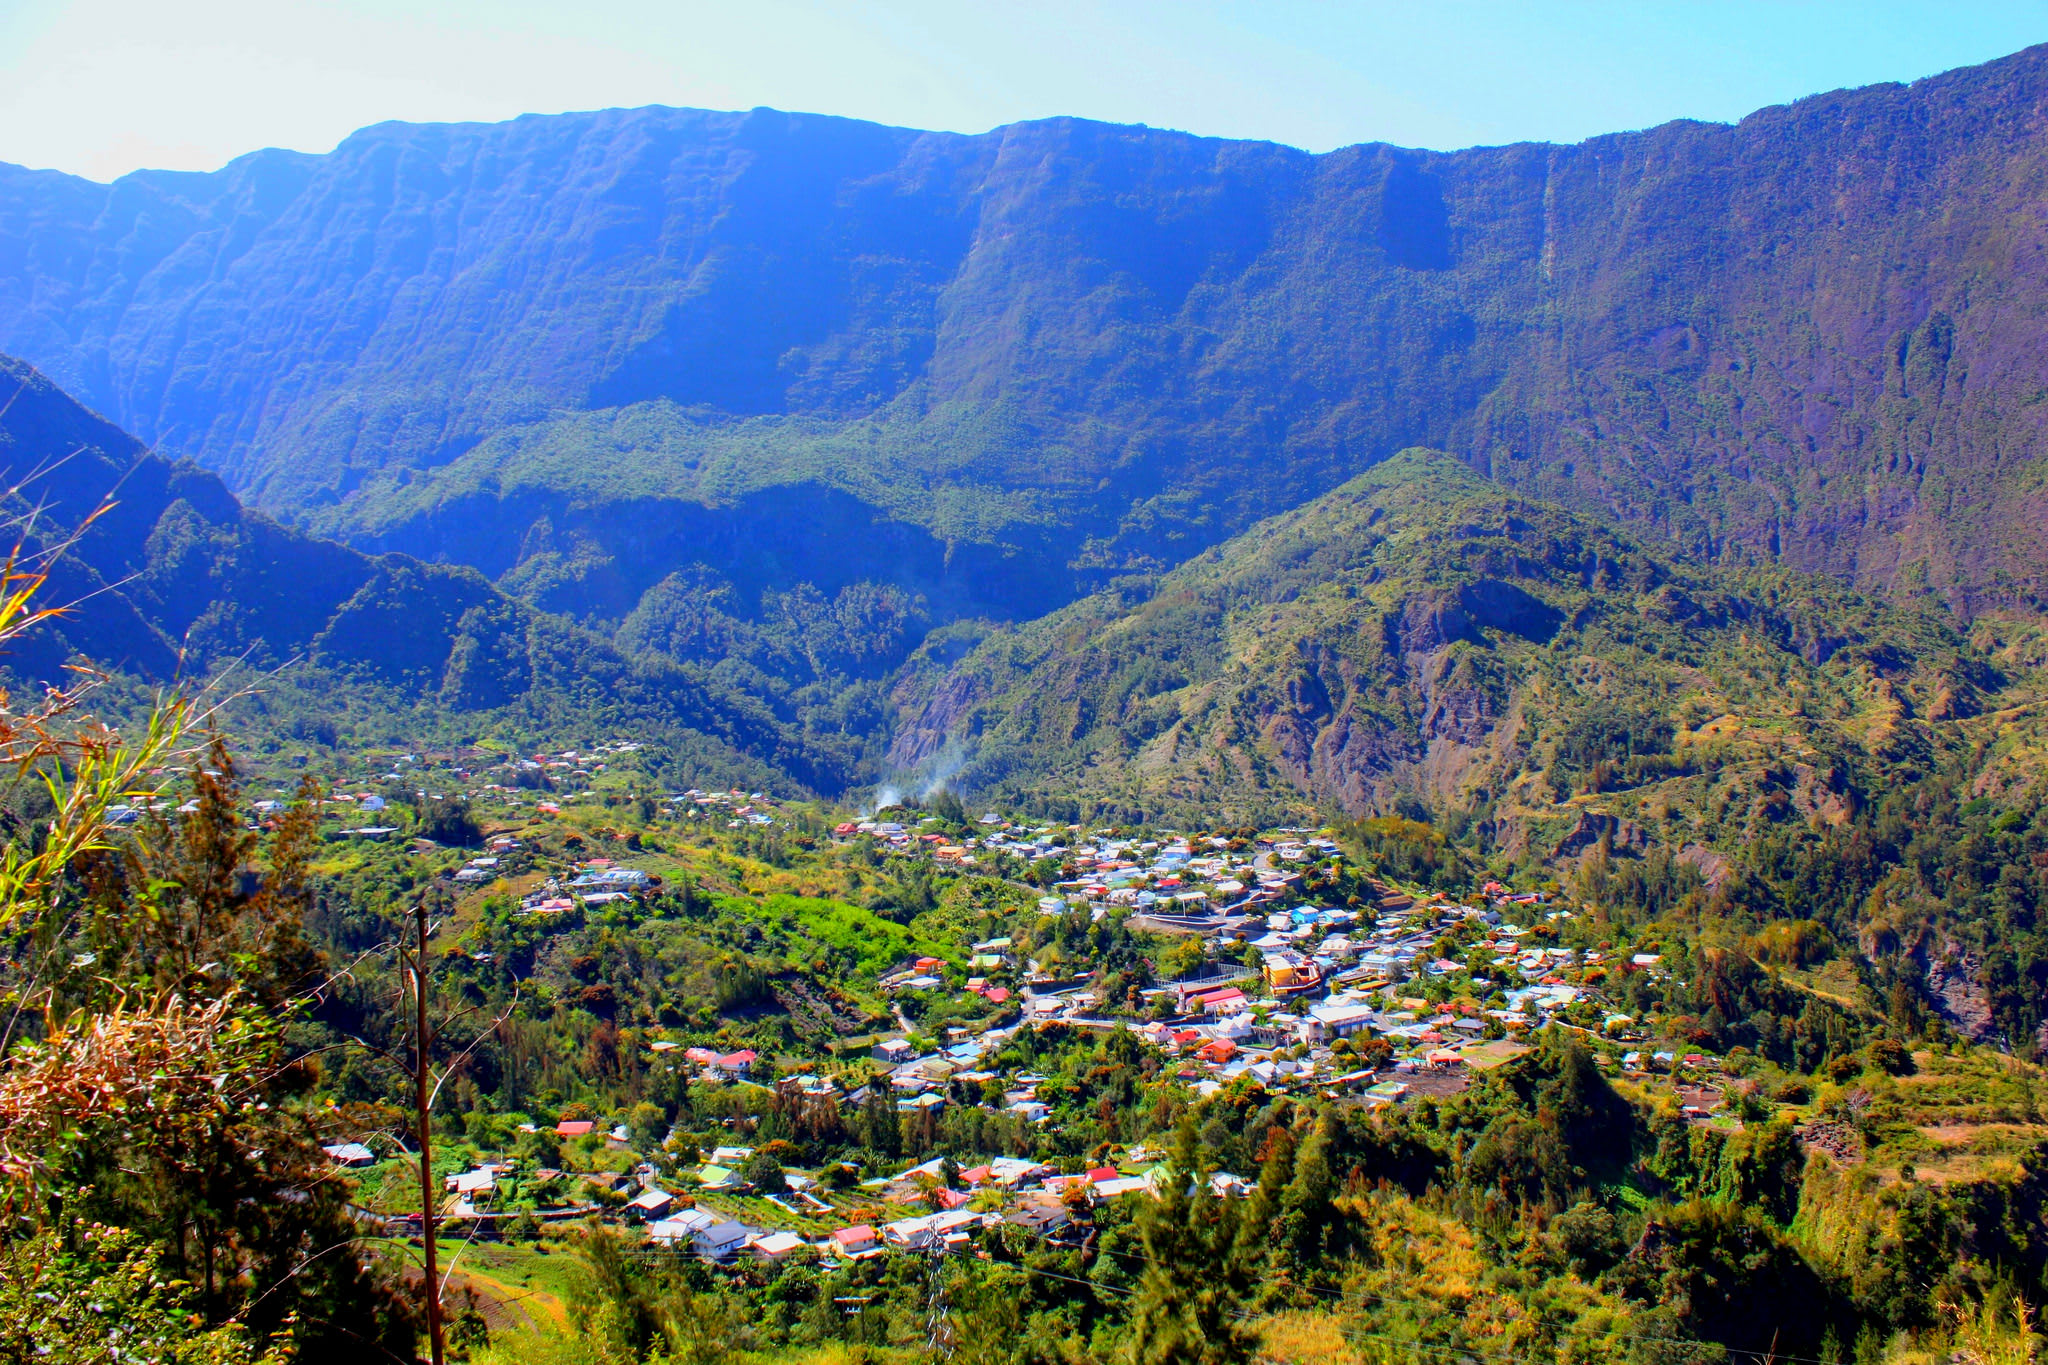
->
960;1164;993;1184
554;1120;595;1137
717;1049;757;1067
1087;1167;1120;1183
985;987;1011;1004
834;1225;876;1246
835;822;859;835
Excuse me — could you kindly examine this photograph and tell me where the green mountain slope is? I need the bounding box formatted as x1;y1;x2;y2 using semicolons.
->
0;355;851;793
887;450;2030;849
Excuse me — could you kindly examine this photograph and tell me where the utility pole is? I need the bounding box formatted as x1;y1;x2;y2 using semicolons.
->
409;899;446;1365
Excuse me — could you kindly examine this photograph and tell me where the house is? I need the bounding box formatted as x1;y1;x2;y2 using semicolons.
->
882;1209;981;1249
1184;986;1248;1016
1195;1038;1237;1065
709;1145;753;1165
555;1119;596;1139
568;868;653;892
626;1187;676;1219
680;1218;754;1259
714;1049;757;1079
649;1208;716;1245
446;1168;496;1197
697;1164;745;1191
1005;1201;1072;1234
832;1224;878;1254
748;1231;809;1262
1304;1002;1377;1042
687;1218;753;1259
874;1038;915;1064
988;1157;1048;1186
322;1142;377;1168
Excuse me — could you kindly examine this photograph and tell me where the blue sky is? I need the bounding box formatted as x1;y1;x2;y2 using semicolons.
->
4;0;2047;181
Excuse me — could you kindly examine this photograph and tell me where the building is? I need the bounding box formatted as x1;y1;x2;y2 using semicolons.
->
832;1224;878;1254
748;1231;809;1262
1306;1002;1378;1041
322;1142;377;1168
626;1187;676;1220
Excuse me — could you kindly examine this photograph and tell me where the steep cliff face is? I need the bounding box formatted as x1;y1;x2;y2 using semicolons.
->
4;48;2048;618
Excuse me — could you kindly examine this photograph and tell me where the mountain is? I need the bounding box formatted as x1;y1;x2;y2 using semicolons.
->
0;355;843;792
885;449;2044;843
4;44;2048;671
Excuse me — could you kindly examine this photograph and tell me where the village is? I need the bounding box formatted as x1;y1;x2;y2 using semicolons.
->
289;739;1746;1286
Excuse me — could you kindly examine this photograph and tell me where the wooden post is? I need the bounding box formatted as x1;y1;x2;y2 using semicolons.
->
412;900;446;1365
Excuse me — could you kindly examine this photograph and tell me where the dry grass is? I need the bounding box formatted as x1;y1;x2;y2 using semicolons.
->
1259;1310;1362;1365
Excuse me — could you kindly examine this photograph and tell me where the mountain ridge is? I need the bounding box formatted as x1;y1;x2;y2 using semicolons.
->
5;44;2048;635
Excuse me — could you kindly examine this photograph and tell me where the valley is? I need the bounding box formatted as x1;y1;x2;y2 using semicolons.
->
4;33;2048;1365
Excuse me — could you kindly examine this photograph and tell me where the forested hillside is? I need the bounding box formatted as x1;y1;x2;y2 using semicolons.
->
0;354;851;793
885;449;2011;825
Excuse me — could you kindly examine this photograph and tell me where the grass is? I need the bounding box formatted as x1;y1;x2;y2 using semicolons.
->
1259;1311;1363;1365
737;894;953;975
1457;1040;1532;1070
443;1240;578;1334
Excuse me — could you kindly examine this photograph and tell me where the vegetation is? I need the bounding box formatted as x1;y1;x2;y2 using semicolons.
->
8;59;2048;1361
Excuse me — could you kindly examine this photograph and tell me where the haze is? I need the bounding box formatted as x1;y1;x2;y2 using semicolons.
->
5;0;2048;183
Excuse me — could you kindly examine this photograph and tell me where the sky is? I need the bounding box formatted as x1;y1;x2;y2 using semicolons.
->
4;0;2047;182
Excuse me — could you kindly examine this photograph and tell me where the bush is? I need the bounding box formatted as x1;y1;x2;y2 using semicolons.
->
419;796;483;846
741;1152;788;1193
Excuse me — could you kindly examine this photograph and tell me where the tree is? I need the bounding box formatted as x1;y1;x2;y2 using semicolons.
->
0;1221;290;1365
115;737;323;1004
1126;1121;1257;1365
0;521;411;1363
418;796;482;847
861;1081;902;1158
931;789;969;827
570;1225;740;1365
741;1150;788;1193
26;754;418;1361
